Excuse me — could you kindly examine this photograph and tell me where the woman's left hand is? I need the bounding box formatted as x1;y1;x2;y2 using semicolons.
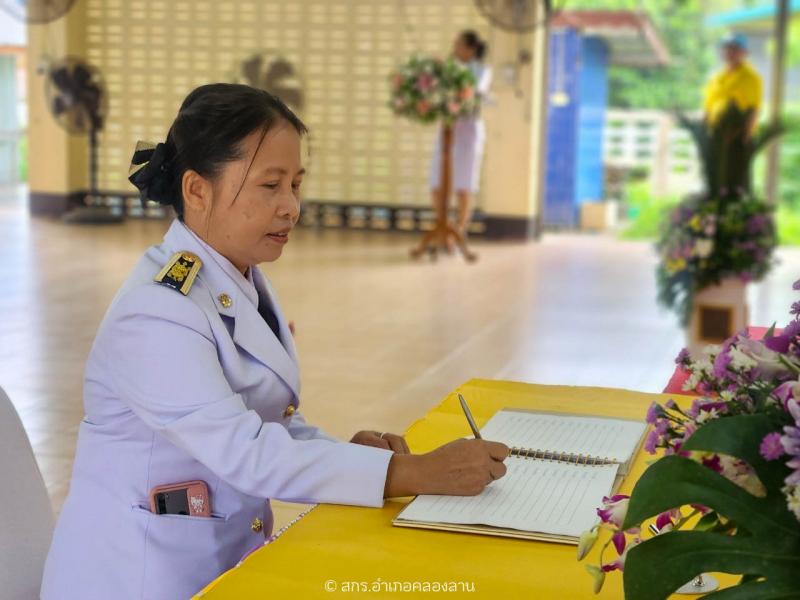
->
350;430;410;454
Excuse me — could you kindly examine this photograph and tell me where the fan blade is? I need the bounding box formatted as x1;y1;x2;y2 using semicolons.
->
272;88;303;109
50;66;73;92
264;59;294;81
241;55;263;87
51;95;67;116
72;63;92;87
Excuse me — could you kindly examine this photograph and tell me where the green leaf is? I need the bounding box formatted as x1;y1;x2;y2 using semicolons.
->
621;414;800;599
751;122;786;157
623;531;800;600
701;579;800;600
622;456;797;539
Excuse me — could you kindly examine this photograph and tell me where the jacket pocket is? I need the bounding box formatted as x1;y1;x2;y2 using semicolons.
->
131;502;229;522
130;503;243;599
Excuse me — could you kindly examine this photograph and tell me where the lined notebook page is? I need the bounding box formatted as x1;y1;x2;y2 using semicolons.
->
398;457;619;537
479;410;646;463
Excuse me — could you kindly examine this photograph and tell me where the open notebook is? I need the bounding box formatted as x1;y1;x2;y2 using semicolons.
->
393;408;647;544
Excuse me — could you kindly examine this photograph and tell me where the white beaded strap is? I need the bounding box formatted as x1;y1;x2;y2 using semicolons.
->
265;504;318;545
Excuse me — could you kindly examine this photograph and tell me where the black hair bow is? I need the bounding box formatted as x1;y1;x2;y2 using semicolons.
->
128;140;173;206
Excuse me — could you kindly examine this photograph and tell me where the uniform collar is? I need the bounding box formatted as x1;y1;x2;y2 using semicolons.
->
165;220;259;311
161;220;300;397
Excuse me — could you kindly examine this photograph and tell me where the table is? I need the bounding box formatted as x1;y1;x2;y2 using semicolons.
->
195;379;737;599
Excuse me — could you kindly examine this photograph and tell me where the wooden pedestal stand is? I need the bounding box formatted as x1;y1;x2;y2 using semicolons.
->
686;278;748;359
410;125;477;262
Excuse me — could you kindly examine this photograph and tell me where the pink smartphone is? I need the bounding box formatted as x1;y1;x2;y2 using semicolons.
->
149;480;211;517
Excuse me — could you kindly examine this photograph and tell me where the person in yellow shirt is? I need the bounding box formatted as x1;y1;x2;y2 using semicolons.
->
702;33;763;195
703;33;762;140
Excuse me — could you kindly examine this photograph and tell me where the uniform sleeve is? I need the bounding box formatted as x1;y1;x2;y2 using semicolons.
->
286;411;340;443
99;284;393;507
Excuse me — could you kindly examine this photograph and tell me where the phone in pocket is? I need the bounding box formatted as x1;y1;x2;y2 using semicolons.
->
149;480;211;517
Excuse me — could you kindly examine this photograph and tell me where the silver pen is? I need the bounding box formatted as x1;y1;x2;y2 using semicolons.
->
458;393;482;439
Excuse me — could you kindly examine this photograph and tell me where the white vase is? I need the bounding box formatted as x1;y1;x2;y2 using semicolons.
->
686;278;749;359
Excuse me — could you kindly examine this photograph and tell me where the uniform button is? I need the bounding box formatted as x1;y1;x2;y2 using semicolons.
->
217;293;233;309
283;404;296;418
251;518;263;533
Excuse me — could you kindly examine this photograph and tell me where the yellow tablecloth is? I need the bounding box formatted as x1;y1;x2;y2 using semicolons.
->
195;379;737;599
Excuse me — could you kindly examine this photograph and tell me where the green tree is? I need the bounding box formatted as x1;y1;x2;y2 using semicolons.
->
565;0;739;110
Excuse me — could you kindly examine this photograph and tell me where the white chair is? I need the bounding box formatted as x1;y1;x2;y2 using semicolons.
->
0;386;54;599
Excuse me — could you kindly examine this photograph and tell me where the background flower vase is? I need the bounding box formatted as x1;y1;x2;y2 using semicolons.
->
388;55;479;262
656;105;782;329
687;277;748;359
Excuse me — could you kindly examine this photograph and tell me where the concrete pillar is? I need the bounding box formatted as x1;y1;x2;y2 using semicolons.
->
480;3;549;238
26;0;89;215
764;0;789;206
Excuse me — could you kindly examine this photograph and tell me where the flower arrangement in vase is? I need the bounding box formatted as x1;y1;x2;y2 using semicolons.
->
578;280;800;599
389;55;478;125
656;104;782;355
389;54;480;262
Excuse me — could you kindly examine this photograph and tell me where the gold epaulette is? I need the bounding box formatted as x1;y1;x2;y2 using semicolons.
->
154;251;202;295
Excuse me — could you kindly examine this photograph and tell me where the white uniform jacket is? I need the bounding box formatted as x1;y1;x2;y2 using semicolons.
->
41;219;393;599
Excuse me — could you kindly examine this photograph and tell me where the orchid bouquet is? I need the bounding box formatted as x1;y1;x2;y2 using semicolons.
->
656;190;776;325
578;280;800;599
389;55;477;125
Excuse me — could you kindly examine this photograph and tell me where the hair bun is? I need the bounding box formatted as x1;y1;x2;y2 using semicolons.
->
127;140;175;206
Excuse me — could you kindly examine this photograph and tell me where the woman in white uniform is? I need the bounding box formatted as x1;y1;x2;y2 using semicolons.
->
429;30;492;243
41;84;508;599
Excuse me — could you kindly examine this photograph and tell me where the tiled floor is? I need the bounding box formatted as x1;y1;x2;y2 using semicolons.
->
2;183;798;527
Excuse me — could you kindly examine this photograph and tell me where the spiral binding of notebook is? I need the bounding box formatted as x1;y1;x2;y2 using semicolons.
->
508;447;618;466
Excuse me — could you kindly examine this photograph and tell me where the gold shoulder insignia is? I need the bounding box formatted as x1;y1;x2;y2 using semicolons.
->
154;251;202;295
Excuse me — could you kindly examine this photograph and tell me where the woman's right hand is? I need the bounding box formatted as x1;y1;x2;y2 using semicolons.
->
384;439;509;498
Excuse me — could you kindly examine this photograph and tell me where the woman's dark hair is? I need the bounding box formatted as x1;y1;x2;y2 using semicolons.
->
129;83;307;218
460;30;487;61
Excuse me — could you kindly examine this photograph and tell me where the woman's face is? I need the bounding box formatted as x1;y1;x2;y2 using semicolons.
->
183;122;304;271
453;36;474;62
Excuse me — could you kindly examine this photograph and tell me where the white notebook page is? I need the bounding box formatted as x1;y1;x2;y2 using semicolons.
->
479;409;646;463
398;457;619;537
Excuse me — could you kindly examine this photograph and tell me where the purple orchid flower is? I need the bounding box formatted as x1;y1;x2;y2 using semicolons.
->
655;508;681;532
597;495;630;528
701;454;722;473
611;530;626;555
765;320;800;354
775;378;800;408
601;537;641;573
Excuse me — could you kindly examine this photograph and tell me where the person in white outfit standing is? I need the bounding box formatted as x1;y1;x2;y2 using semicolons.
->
428;30;492;245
